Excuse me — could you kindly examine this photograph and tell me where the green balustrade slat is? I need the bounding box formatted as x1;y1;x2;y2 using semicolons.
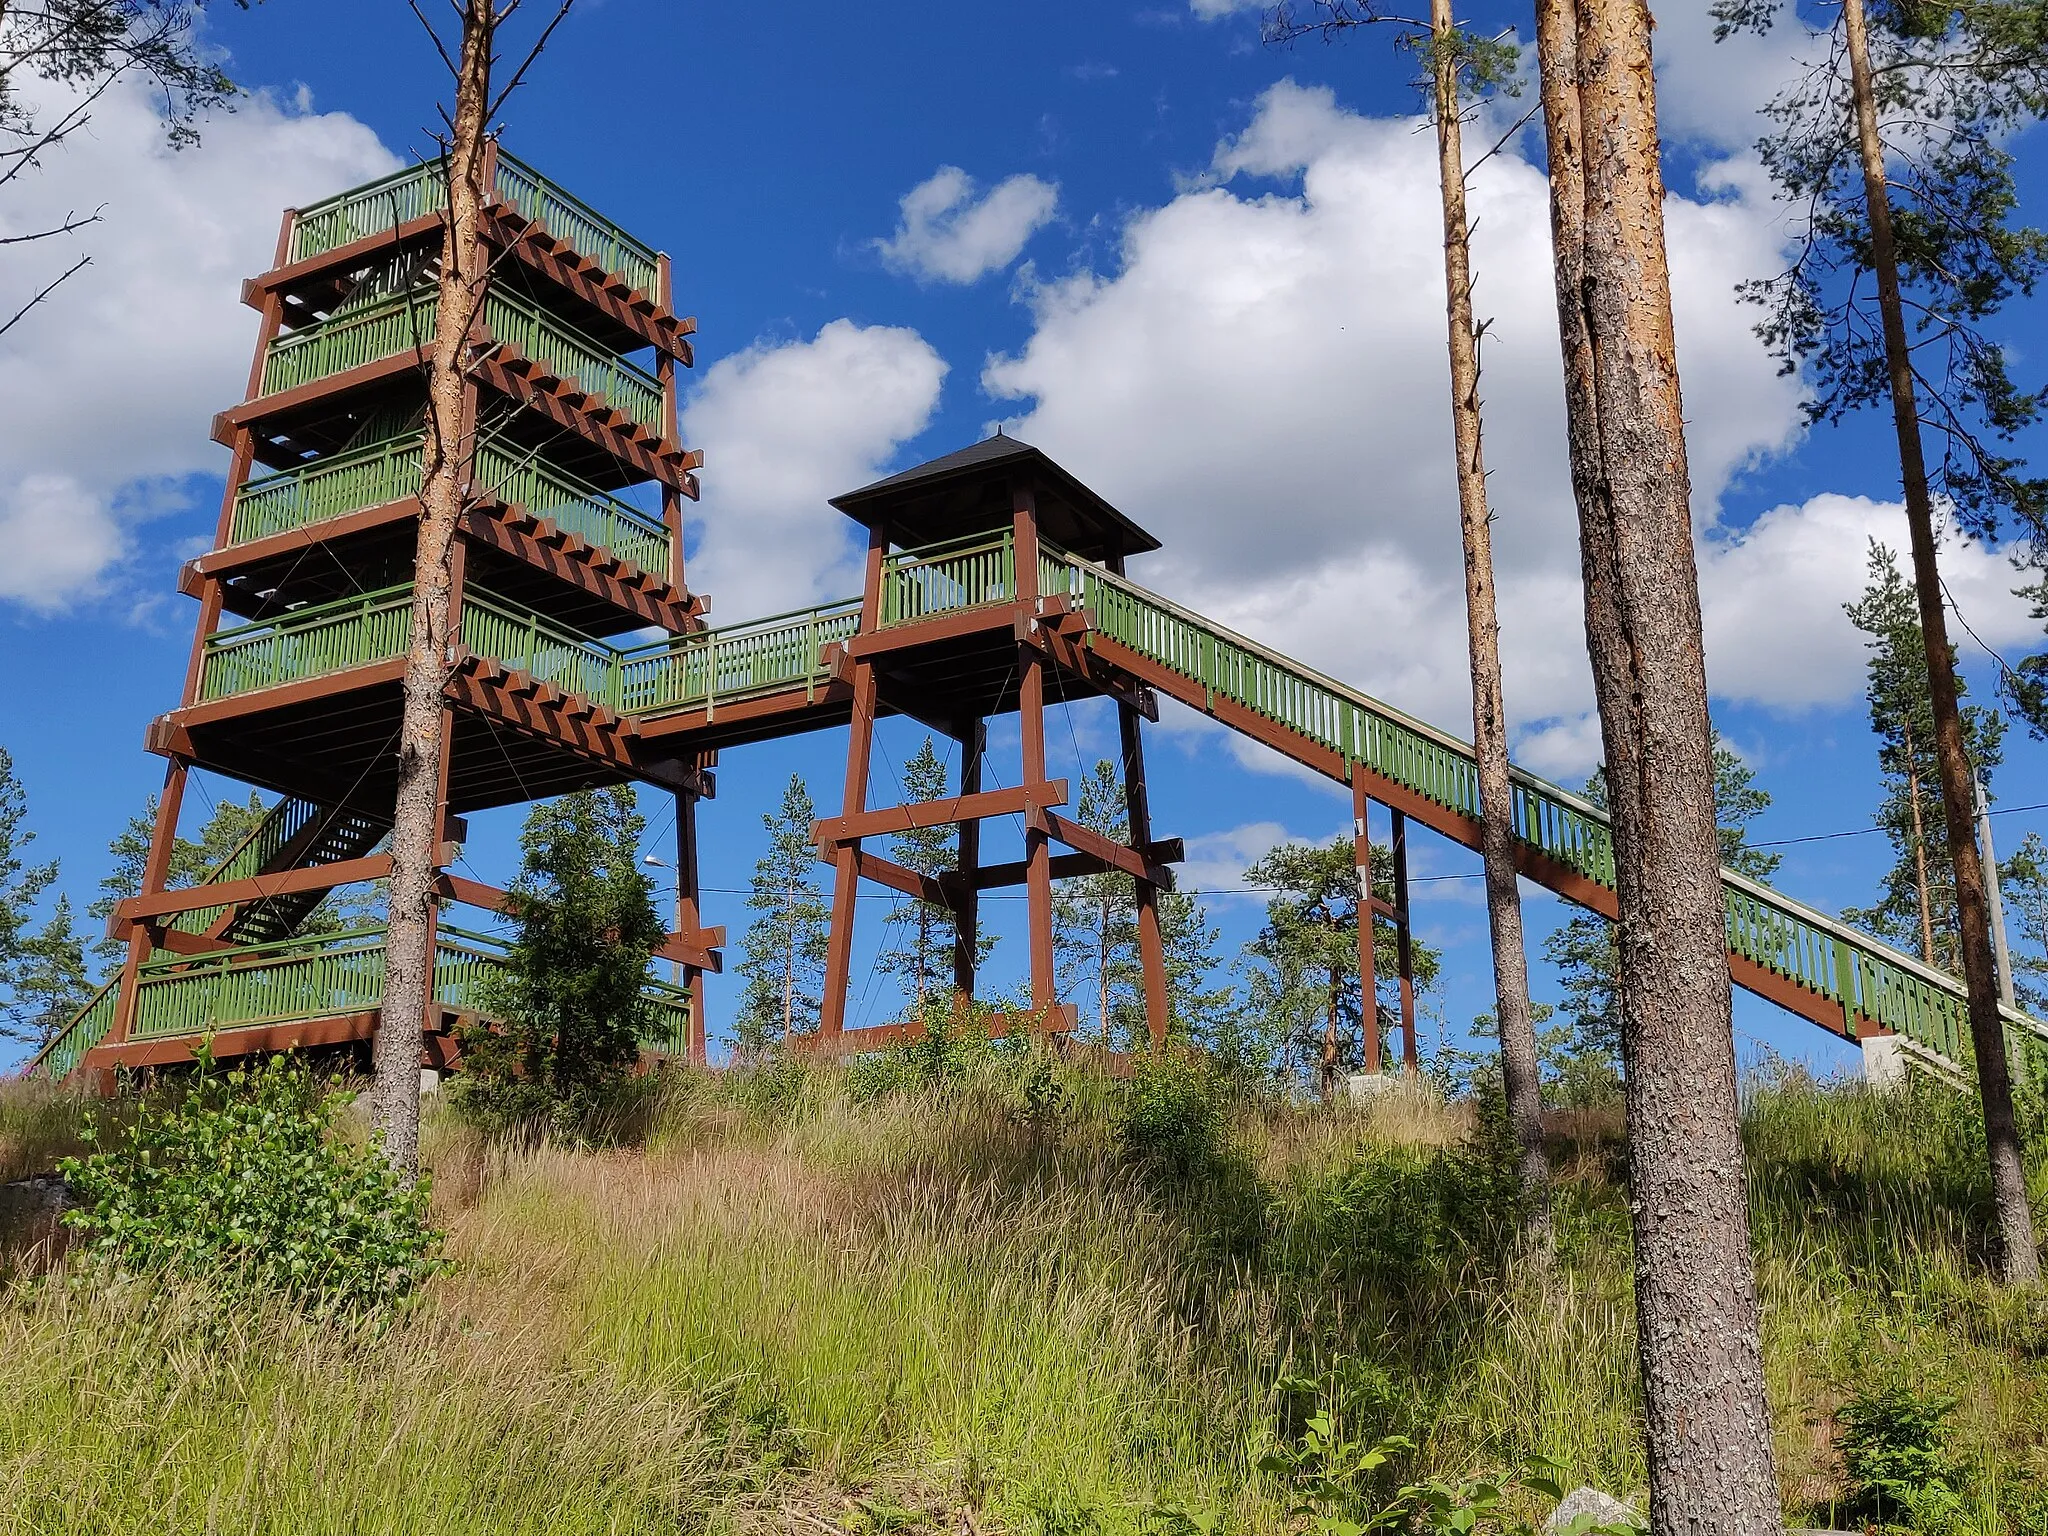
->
257;287;661;437
472;441;670;576
1029;550;2045;1079
459;595;624;705
287;152;661;301
619;602;861;715
201;588;414;701
480;288;664;435
880;532;1015;626
28;980;120;1080
491;152;661;300
262;291;438;396
231;437;423;545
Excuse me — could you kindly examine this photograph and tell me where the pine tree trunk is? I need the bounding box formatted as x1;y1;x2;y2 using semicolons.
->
782;878;796;1040
1429;0;1549;1246
1534;4;1786;1531
1841;0;2040;1283
374;0;493;1176
1322;959;1339;1103
1903;715;1937;966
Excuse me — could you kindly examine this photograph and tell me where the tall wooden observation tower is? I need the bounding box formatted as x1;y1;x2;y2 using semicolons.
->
56;144;721;1081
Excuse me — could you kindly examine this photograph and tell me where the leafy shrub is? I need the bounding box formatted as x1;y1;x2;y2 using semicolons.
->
1839;1382;1966;1531
1116;1052;1230;1180
60;1055;445;1318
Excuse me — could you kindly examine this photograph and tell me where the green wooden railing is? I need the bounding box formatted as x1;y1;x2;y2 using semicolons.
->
490;154;662;299
1036;551;2048;1077
461;591;625;703
228;432;669;576
30;981;119;1081
618;601;861;716
880;531;1015;625
231;436;423;545
257;287;663;437
114;924;684;1051
200;587;415;702
286;150;662;299
165;797;320;936
472;440;669;576
479;286;664;434
262;289;437;395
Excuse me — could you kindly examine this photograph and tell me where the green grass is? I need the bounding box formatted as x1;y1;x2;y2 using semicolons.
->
0;1056;2043;1534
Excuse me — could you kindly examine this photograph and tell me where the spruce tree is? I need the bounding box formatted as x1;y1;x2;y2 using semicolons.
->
0;746;56;1017
734;774;829;1053
7;895;89;1048
458;786;664;1126
2001;831;2048;1010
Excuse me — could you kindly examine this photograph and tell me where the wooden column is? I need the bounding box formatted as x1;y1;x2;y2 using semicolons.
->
1392;807;1417;1076
952;718;984;1011
655;252;686;597
1106;548;1168;1049
1012;485;1057;1016
1354;774;1381;1076
819;526;890;1037
108;759;192;1048
675;782;707;1067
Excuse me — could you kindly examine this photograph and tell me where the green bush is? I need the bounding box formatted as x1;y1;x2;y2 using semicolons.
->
1116;1053;1231;1180
1839;1382;1966;1532
59;1055;446;1318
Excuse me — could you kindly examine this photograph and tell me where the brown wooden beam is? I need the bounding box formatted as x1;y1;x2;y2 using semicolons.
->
789;1003;1080;1058
1041;810;1178;891
813;780;1068;848
958;839;1183;893
114;852;396;924
83;1010;383;1071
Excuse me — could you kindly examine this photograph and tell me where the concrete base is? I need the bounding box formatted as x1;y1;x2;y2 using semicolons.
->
1345;1072;1405;1104
419;1068;443;1096
1545;1487;1638;1533
1861;1033;1910;1091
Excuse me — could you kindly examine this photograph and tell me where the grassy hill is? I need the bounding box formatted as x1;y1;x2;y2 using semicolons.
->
0;1050;2044;1535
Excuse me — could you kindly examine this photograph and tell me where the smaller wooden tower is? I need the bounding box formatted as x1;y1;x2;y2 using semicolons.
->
811;434;1186;1047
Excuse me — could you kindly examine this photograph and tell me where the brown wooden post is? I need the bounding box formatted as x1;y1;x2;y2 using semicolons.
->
108;759;192;1048
819;526;891;1037
1119;696;1168;1050
1354;774;1381;1076
1392;807;1417;1076
1011;484;1057;1016
675;781;707;1067
656;252;685;596
952;717;984;1010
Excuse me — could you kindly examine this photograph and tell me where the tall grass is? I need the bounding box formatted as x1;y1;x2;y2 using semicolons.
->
0;1057;2042;1533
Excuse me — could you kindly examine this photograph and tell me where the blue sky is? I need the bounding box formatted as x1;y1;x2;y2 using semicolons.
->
2;0;2045;1068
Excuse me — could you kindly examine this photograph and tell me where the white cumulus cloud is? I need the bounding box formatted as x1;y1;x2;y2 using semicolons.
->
0;74;396;613
874;166;1059;285
681;319;948;621
984;80;1806;780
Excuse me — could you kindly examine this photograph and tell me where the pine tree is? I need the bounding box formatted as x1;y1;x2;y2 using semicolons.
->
1714;0;2046;1286
7;896;92;1048
875;738;989;1015
1053;759;1139;1044
1151;887;1236;1048
734;774;829;1053
1844;540;2004;971
2001;831;2048;1011
1241;837;1438;1100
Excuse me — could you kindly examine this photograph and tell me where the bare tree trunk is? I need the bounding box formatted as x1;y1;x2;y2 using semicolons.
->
374;0;494;1175
1841;0;2039;1283
1903;715;1937;966
1534;4;1786;1531
782;877;796;1040
1428;0;1549;1246
1098;897;1111;1043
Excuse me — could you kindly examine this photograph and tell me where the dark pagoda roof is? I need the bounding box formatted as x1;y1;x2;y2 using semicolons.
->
830;434;1162;563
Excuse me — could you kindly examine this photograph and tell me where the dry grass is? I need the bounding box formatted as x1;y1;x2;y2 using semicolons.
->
0;1060;2041;1533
